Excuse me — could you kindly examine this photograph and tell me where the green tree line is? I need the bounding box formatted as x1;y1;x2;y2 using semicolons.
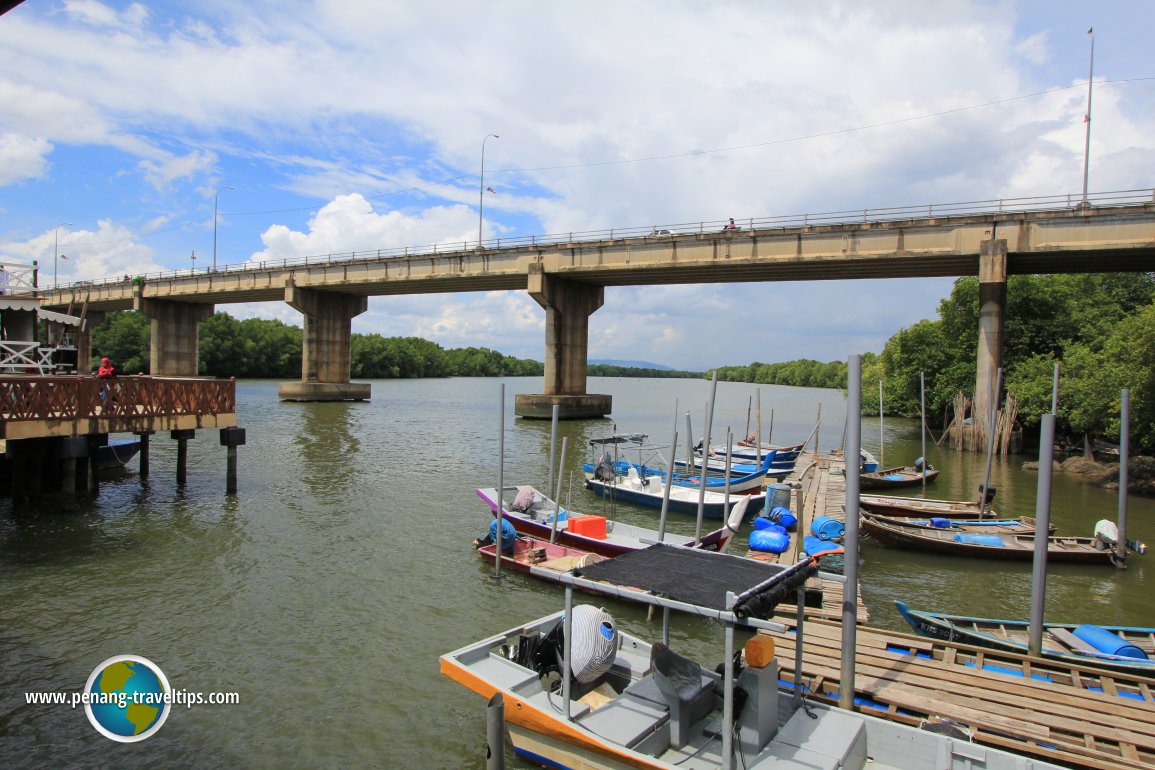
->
712;272;1155;453
90;311;544;379
587;364;701;378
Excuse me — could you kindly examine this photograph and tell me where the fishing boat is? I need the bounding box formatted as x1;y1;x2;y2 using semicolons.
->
860;512;1130;565
442;547;1066;769
591;454;780;496
99;438;141;470
585;465;764;519
695;441;800;467
858;514;1051;537
859;463;939;489
474;534;608;577
672;451;793;482
895;601;1155;673
475;486;751;557
858;493;991;519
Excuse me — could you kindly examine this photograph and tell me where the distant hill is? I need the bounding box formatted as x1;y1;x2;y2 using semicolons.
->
589;359;673;370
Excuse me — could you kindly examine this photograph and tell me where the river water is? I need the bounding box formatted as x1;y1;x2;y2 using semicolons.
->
1;376;1151;768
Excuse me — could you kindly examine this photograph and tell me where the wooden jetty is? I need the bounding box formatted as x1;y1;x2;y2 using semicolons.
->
764;615;1155;768
745;453;868;622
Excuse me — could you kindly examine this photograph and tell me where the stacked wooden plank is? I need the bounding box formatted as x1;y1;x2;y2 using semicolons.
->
765;618;1155;769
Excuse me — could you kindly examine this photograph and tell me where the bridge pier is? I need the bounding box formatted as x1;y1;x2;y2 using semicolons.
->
514;266;611;419
972;239;1007;450
135;294;214;376
278;283;371;402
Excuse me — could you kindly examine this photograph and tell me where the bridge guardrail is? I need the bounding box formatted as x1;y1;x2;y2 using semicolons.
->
47;187;1155;293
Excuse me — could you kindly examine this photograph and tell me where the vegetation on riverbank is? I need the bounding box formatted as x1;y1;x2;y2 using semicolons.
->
713;273;1155;453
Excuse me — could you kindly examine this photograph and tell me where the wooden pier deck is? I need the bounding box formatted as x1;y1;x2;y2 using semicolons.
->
765;618;1155;769
746;452;867;622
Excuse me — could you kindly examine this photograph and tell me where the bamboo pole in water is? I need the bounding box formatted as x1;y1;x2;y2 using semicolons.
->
1118;389;1130;565
979;368;1002;517
1028;413;1056;656
920;372;927;493
879;380;885;468
547;404;559;496
839;355;861;711
658;401;679;543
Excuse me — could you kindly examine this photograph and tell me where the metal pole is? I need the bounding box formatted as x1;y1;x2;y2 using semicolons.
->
1082;28;1095;203
1028;414;1056;657
980;367;1003;517
1117;389;1130;565
493;383;505;579
658;402;678;543
878;380;884;468
695;372;719;544
549;437;568;544
920;372;927;493
213;186;234;271
562;584;574;720
1051;363;1060;415
767;408;774;445
722;591;736;770
53;222;71;291
485;693;506;770
839;354;862;711
547;404;559;495
479;133;499;247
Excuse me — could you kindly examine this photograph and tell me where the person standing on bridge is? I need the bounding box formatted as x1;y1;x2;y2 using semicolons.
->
97;357;116;378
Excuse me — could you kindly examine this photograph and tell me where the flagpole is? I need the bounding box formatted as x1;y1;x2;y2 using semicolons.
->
1081;27;1094;204
479;133;499;248
53;222;71;291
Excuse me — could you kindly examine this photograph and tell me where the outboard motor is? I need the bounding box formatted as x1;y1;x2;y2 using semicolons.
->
567;605;617;684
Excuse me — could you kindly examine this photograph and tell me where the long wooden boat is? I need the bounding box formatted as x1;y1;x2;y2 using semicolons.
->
859;465;939;489
584;466;764;519
860;511;1121;564
858;493;990;519
866;515;1051;536
442;549;1066;770
895;601;1155;673
475;535;608;577
588;456;775;494
475;486;750;557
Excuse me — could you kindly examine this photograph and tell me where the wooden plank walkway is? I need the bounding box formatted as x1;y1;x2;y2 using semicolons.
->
745;453;867;622
764;618;1155;769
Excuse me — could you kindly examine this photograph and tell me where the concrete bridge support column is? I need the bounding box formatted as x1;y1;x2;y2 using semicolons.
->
135;295;214;376
972;239;1007;450
278;283;371;402
514;266;611;419
77;310;106;374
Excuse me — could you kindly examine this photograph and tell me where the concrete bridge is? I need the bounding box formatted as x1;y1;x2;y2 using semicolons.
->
42;189;1155;421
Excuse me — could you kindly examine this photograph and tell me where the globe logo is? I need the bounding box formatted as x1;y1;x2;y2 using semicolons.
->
83;655;171;742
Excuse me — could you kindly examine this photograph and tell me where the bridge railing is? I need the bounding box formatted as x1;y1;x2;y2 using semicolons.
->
52;188;1155;292
0;376;236;425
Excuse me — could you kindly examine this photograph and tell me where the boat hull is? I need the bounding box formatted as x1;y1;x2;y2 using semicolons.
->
858;466;939;489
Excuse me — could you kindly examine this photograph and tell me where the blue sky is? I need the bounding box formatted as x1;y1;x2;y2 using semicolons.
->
1;1;1152;370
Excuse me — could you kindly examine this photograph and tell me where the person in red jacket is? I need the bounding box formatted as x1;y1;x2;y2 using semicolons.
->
97;357;116;378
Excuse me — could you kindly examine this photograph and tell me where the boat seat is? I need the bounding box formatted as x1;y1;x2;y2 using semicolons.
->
649;642;718;749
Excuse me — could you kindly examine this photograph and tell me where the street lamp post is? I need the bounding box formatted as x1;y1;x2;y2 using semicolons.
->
53;222;72;291
213;186;235;271
478;134;499;248
1081;27;1095;204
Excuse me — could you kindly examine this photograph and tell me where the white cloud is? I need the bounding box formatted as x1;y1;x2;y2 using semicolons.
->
0;133;51;185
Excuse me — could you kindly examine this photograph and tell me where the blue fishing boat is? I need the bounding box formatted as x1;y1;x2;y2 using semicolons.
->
895;601;1155;673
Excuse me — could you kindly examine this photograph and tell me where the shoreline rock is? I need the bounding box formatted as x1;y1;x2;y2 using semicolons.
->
1021;455;1155;497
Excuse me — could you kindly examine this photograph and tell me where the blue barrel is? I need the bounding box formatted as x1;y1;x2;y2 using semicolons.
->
763;483;791;514
769;508;798;531
1073;625;1149;659
953;533;1005;547
929;517;952;529
811;516;845;541
748;529;790;554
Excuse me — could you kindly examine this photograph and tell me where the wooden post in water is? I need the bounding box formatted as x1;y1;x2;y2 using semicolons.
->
920;373;927;493
549;437;567;544
220;427;246;495
878;380;884;468
171;429;195;485
547;404;559;496
657;402;678;543
695;372;719;544
137;431;151;479
839;354;861;712
979;368;1002;517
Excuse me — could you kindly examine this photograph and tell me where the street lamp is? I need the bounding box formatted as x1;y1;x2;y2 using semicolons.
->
213;186;235;271
478;134;499;248
1081;27;1095;204
53;222;71;291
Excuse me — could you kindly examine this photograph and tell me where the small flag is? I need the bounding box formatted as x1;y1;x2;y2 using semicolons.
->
1087;27;1093;34
1084;114;1090;123
486;186;496;195
59;254;69;260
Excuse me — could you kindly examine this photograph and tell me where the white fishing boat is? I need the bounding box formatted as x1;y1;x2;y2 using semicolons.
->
442;548;1064;769
585;464;763;519
475;486;751;557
